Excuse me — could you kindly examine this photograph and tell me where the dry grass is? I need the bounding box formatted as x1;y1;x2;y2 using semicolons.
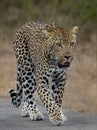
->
63;36;97;114
0;34;97;114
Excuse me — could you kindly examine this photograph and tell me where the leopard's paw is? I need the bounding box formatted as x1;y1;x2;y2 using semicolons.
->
29;111;44;121
49;110;66;125
22;102;29;117
22;108;29;117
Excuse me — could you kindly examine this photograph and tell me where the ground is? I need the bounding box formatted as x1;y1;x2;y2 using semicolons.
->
0;97;97;130
0;33;97;114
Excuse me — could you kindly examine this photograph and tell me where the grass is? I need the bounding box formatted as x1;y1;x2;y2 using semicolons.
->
0;0;97;38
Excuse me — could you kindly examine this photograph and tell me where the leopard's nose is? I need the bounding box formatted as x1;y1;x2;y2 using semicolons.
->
64;56;71;60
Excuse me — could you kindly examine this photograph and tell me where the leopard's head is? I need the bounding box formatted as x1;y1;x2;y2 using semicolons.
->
42;22;79;68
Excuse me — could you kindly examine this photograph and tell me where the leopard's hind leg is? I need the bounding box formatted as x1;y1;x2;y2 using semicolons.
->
21;59;44;120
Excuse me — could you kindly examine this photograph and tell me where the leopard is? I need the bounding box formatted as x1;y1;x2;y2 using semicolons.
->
9;21;78;125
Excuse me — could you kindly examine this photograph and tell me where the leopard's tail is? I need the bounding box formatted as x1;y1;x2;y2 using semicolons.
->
9;87;23;107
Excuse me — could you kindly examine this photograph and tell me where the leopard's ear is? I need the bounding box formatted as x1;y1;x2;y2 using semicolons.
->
71;26;79;35
42;29;50;39
42;21;57;39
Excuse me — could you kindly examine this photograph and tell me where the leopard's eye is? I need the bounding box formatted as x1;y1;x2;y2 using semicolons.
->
70;42;75;46
55;42;62;47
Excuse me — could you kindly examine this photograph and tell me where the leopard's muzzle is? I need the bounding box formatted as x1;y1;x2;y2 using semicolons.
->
58;61;70;68
57;56;72;68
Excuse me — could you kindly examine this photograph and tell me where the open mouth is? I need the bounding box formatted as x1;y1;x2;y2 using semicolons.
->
58;61;70;68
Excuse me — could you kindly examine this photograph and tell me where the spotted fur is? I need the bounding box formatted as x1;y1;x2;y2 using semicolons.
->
9;21;78;125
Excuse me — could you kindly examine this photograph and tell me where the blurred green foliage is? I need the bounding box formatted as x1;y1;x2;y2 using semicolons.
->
0;0;97;34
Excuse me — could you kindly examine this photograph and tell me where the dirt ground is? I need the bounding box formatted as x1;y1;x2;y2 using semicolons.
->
0;33;97;114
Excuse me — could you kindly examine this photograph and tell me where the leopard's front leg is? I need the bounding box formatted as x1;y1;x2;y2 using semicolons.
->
37;75;66;125
52;69;67;108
